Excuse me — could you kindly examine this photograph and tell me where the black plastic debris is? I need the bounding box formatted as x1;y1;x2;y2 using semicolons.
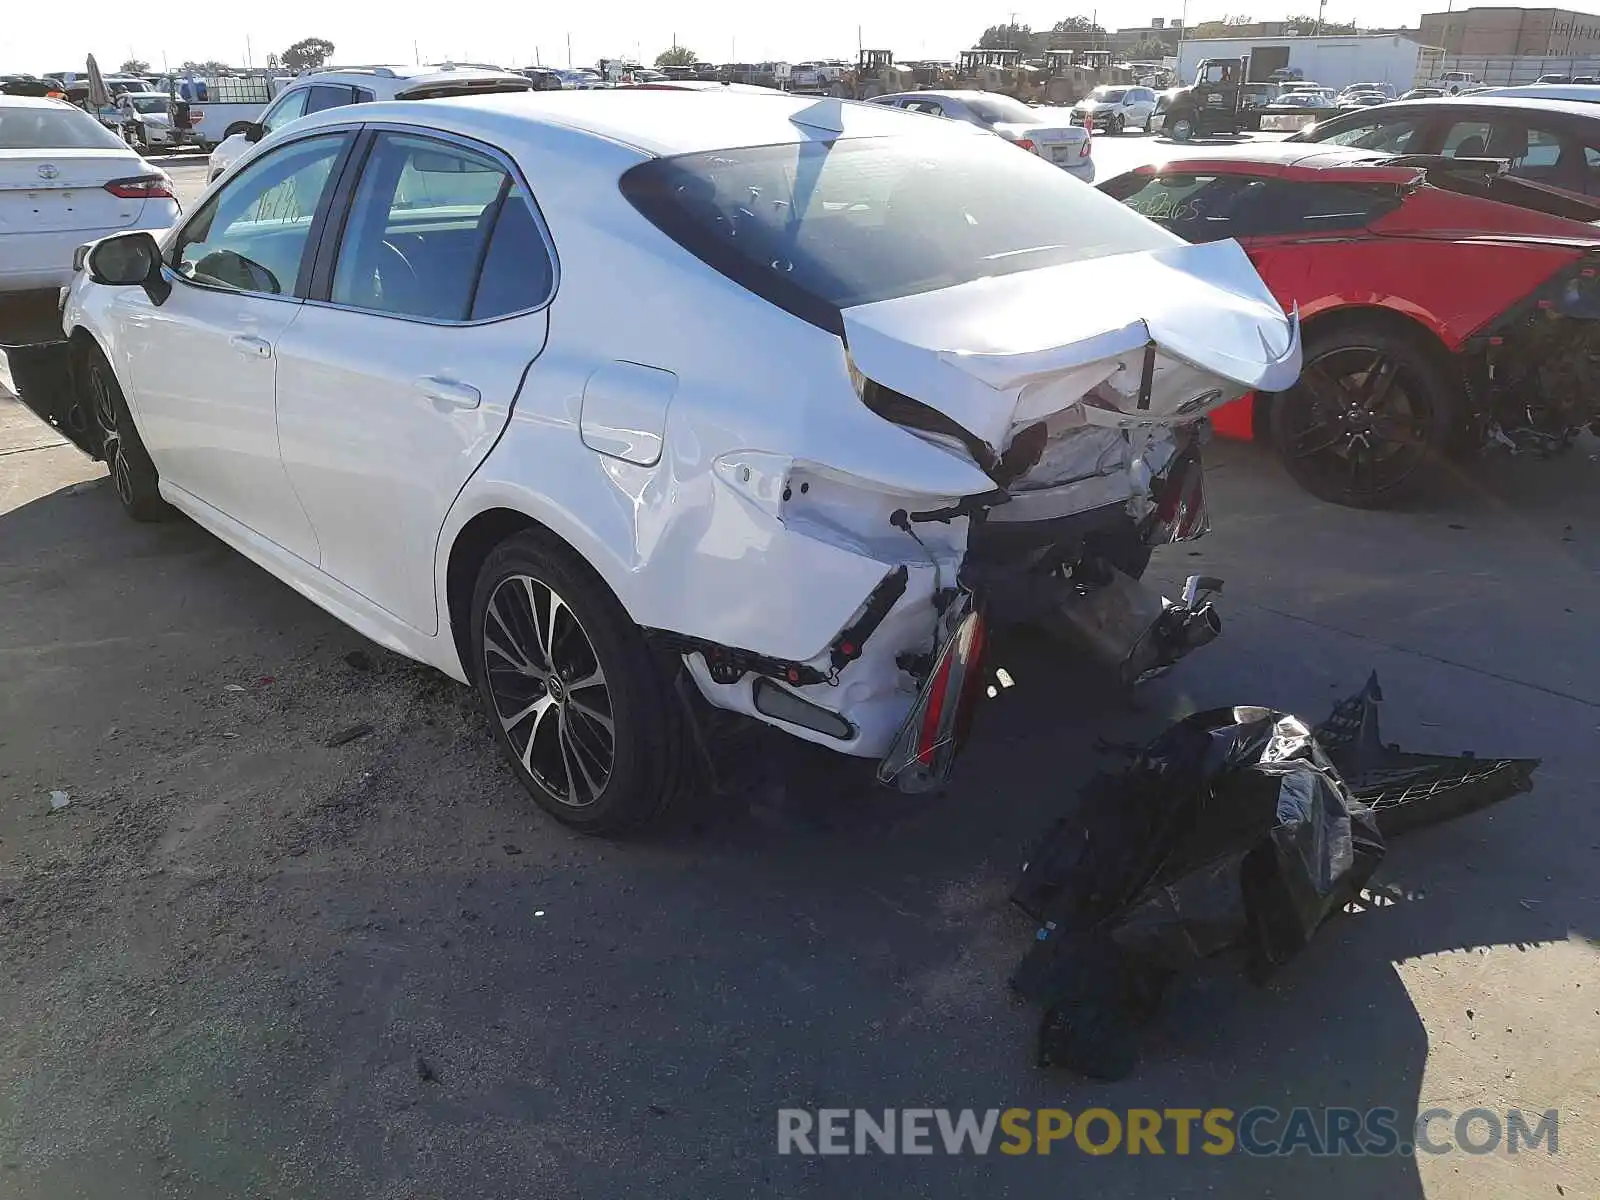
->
1010;675;1539;1079
1314;672;1540;838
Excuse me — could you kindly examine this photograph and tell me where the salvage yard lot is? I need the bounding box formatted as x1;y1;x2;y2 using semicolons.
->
2;148;1598;1199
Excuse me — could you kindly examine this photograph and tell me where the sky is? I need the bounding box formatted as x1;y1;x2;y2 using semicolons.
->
9;0;1600;74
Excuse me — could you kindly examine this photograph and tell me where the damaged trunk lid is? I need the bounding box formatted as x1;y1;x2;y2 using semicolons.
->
841;239;1301;457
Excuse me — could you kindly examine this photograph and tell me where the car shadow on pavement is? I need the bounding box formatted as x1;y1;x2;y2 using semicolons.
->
1;448;1594;1199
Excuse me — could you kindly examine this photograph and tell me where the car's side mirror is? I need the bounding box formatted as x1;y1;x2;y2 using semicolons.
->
244;121;265;143
86;231;170;304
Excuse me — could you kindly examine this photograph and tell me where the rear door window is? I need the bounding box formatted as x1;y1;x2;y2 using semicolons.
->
1316;116;1424;151
329;130;550;321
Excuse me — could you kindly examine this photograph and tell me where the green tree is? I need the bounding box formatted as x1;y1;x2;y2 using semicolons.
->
979;22;1033;49
281;37;335;73
178;59;229;75
1286;12;1358;31
1052;15;1106;33
655;44;698;67
119;58;151;75
1129;38;1173;59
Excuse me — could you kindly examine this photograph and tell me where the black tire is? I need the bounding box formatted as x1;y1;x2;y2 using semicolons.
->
1268;324;1459;509
1167;111;1194;141
469;529;688;835
83;345;170;522
1111;112;1125;134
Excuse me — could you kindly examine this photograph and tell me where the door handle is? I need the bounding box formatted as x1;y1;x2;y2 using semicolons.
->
416;375;482;411
228;333;271;359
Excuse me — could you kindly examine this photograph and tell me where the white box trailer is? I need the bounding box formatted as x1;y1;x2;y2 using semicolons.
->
1175;34;1428;92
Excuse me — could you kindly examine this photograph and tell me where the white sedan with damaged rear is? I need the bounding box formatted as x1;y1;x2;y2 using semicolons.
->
39;90;1300;833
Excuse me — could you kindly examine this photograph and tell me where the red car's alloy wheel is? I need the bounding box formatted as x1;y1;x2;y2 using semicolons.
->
1273;336;1452;508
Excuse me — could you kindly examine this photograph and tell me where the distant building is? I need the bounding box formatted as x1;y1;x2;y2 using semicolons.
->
1113;16;1184;55
1418;6;1600;57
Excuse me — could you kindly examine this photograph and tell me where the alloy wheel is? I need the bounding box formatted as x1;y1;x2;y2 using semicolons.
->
89;365;135;507
482;573;615;808
1279;346;1433;499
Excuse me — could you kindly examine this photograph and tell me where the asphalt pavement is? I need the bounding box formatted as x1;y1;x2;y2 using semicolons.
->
1;133;1595;1200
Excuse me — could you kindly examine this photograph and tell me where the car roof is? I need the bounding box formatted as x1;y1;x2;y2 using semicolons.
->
0;93;78;109
1323;94;1600;119
291;63;528;92
874;90;997;102
618;81;784;95
288;88;985;159
1475;84;1600;103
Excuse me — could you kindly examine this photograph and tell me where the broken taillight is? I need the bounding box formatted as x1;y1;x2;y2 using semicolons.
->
879;597;988;793
1147;447;1209;545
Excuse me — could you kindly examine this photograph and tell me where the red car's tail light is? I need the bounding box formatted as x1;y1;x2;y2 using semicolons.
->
1009;137;1037;152
104;175;173;199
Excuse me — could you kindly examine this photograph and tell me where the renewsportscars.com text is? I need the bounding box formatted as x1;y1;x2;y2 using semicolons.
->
776;1106;1560;1157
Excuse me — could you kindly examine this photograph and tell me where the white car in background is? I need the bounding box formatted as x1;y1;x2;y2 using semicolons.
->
1071;85;1160;134
114;92;184;151
51;90;1297;832
868;90;1095;182
205;63;533;181
0;94;179;293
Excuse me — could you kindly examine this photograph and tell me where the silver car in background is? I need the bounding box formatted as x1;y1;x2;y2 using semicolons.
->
869;89;1094;182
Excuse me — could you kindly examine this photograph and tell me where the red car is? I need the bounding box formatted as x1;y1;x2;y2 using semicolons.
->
1100;143;1600;507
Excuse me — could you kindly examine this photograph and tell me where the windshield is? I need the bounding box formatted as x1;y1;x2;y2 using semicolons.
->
963;94;1038;124
1090;87;1127;103
129;96;167;114
0;103;127;150
621;134;1178;323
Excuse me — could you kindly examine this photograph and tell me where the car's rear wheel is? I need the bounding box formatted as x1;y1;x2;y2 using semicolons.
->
1168;113;1194;140
470;530;687;834
1268;325;1458;509
85;346;169;522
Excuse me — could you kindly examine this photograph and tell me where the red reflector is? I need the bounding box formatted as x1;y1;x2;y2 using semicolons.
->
915;654;955;767
1489;336;1504;346
1537;299;1553;309
104;175;173;199
1010;137;1036;152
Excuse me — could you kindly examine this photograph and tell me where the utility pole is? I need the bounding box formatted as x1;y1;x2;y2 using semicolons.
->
246;34;252;68
414;40;420;64
1314;0;1326;38
567;33;573;66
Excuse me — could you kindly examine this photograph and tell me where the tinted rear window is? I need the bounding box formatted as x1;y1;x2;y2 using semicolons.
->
0;103;126;150
620;135;1177;328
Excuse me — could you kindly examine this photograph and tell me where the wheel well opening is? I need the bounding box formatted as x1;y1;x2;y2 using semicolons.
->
1252;305;1458;439
445;508;540;677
